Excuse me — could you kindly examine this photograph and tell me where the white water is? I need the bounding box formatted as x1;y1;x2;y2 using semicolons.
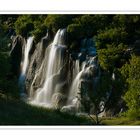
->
73;60;80;79
31;29;66;107
22;37;34;75
15;28;103;115
20;29;99;113
19;37;34;97
67;62;86;105
67;56;98;106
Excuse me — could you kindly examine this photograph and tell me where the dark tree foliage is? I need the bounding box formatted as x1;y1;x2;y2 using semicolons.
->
1;14;140;120
122;55;140;119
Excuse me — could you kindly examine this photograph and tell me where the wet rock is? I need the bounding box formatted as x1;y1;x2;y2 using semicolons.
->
78;52;86;62
10;35;25;76
25;34;51;93
61;105;77;114
51;92;66;109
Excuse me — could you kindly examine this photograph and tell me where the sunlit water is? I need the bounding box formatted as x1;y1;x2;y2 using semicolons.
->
19;37;34;98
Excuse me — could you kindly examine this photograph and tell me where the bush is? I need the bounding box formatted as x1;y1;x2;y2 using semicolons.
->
32;24;47;43
126;109;140;120
73;15;95;37
73;15;111;37
15;15;34;37
95;27;128;49
123;55;140;119
0;52;19;99
97;44;127;71
67;24;84;41
45;15;75;33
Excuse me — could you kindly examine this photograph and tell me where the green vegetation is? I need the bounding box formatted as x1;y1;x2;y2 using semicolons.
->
0;51;19;99
15;15;34;37
0;16;19;98
102;117;140;125
0;94;92;125
45;15;75;33
123;55;140;119
1;15;140;124
98;44;127;71
0;32;92;124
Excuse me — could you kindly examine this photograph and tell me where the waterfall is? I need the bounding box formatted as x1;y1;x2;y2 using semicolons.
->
72;60;80;79
67;62;86;105
19;36;34;98
66;55;97;113
30;29;66;107
21;29;99;113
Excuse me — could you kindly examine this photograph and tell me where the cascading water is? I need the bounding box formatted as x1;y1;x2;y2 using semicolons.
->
30;29;67;107
65;39;97;112
17;28;100;114
61;55;98;113
72;60;80;80
67;62;86;105
9;25;123;117
19;37;34;98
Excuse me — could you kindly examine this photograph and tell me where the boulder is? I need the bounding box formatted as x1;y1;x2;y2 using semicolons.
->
51;92;66;109
61;105;77;114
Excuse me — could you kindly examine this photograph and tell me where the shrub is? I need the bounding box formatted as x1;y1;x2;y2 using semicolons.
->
67;24;84;41
95;27;128;49
32;24;47;43
97;44;127;71
123;55;140;119
15;15;34;37
45;15;75;33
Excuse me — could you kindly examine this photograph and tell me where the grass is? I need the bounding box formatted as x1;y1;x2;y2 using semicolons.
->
101;117;140;125
1;93;140;125
0;94;93;125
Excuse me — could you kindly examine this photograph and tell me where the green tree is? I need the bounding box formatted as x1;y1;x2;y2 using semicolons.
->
95;27;128;49
112;15;140;44
80;74;111;124
15;15;34;37
97;44;127;72
45;15;75;33
67;23;84;41
124;55;140;119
